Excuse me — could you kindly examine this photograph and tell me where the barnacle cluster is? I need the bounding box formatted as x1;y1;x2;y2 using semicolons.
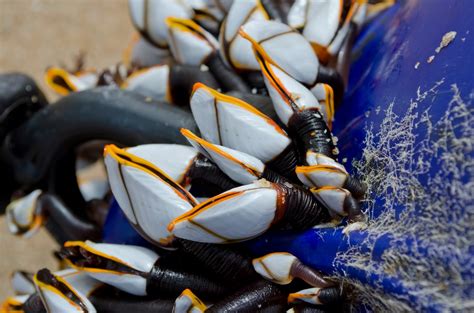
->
1;1;398;312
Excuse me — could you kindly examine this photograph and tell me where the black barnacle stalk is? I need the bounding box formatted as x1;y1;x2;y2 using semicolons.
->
267;144;301;180
187;154;240;191
176;239;257;284
206;280;288;313
89;286;175;313
277;183;332;230
288;108;337;160
145;264;225;299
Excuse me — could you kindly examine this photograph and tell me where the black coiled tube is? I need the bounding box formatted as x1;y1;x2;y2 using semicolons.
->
289;108;336;161
206;52;251;93
207;280;287;313
267;145;299;180
280;184;330;229
177;238;257;283
188;154;240;191
40;194;101;242
146;262;226;299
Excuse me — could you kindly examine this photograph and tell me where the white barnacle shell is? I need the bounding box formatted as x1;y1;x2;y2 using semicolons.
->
255;51;325;126
1;295;30;311
122;65;172;101
287;287;325;305
63;241;159;296
181;128;265;184
11;271;35;295
6;189;43;237
173;289;207;313
166;17;219;66
240;20;320;86
219;0;269;70
125;143;199;187
34;268;97;313
104;144;197;247
190;83;291;163
296;163;349;189
288;0;342;49
128;0;194;48
311;186;351;216
252;252;297;284
169;182;279;243
55;269;102;297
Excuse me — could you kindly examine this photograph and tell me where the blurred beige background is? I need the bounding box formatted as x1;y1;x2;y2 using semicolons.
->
0;0;133;300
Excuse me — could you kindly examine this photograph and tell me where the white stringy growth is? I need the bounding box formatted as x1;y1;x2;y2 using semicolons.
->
334;80;474;312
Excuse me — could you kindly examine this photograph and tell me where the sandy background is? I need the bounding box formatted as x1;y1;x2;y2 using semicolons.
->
0;0;133;300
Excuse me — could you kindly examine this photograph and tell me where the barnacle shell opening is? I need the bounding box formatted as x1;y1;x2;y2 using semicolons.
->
44;67;98;95
181;128;264;184
62;241;158;296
